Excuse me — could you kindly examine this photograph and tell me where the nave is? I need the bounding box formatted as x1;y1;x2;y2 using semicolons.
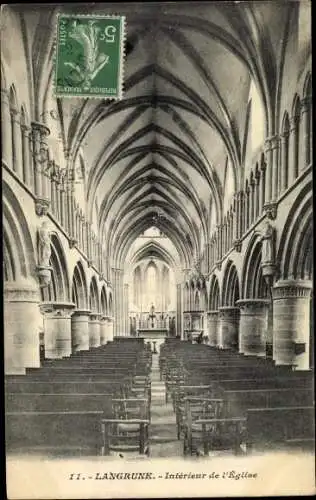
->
5;336;314;458
2;1;314;464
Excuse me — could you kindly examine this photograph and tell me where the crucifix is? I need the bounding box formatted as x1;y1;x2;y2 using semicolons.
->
149;303;156;328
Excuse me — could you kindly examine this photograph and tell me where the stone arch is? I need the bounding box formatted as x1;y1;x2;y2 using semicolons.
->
71;261;88;309
100;285;108;315
89;276;100;313
277;182;312;281
242;234;268;299
3;180;36;281
222;259;240;306
208;274;220;310
42;233;71;302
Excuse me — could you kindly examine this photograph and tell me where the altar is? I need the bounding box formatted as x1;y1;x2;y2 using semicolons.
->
137;328;168;353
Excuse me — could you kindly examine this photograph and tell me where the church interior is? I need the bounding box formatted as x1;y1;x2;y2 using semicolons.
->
3;2;314;459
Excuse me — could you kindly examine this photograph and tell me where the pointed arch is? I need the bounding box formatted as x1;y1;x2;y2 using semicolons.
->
89;276;100;313
100;285;108;315
72;261;88;309
222;259;240;306
3;180;36;281
208;274;220;310
241;234;268;299
41;233;70;302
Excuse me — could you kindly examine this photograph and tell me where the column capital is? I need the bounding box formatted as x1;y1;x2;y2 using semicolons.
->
21;124;31;133
236;299;269;312
40;301;76;316
218;306;240;318
290;114;300;130
31;121;50;137
90;312;102;321
263;201;278;220
272;279;312;300
72;309;91;317
207;310;219;317
35;197;50;216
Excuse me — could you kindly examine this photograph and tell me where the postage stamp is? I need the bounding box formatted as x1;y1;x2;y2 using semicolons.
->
55;14;126;99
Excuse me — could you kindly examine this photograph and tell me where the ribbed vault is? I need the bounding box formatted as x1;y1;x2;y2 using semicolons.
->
15;1;298;272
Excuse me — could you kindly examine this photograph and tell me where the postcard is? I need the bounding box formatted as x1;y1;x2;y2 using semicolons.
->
2;1;314;498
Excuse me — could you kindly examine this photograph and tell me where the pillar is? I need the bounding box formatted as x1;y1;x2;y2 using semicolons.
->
89;313;101;347
236;299;269;356
113;268;124;335
4;281;41;374
218;307;239;350
271;135;280;201
264;137;273;202
40;302;75;359
207;310;219;346
272;280;312;370
71;309;90;352
124;283;129;334
21;124;31;187
1;88;12;168
288;115;299;185
300;97;311;170
100;316;113;344
176;283;182;337
280;131;290;192
11;109;23;178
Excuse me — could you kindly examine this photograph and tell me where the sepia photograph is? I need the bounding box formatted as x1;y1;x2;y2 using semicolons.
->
2;1;314;498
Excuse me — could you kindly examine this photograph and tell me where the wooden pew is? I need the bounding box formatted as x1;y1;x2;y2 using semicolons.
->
6;411;105;456
223;388;314;417
5;380;128;396
5;393;113;413
246;406;315;452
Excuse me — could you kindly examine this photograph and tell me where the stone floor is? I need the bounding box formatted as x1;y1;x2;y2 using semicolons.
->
149;355;183;457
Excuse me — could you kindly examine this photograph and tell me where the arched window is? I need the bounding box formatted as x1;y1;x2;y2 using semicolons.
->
146;262;157;309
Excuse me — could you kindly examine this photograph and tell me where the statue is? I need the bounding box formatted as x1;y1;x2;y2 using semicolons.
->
38;221;52;267
260;221;274;264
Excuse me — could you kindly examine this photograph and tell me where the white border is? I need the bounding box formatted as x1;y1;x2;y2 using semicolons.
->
54;14;126;100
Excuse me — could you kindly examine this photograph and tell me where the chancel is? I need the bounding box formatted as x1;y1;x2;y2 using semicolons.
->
3;1;314;466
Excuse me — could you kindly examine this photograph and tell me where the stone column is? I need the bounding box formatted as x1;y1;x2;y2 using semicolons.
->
264;137;273;202
176;283;182;338
124;283;129;335
21;124;31;187
280;131;290;192
31;122;50;216
4;281;41;374
272;280;312;370
11;109;23;178
71;309;90;352
300;97;311;170
288;115;299;185
113;268;124;336
100;316;108;345
108;318;114;342
89;313;101;347
236;299;269;357
271;135;280;201
207;310;219;346
40;302;75;359
218;307;239;350
1;88;12;169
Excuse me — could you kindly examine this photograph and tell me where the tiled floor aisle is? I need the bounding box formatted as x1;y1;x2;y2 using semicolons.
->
149;355;183;457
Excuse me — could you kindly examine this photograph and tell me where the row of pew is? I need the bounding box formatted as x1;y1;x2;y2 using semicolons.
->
159;339;314;456
5;338;153;457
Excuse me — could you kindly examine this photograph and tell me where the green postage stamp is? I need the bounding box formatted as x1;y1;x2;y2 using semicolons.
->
55;14;126;99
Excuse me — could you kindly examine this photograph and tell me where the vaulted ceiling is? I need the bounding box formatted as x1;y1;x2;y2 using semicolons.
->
14;1;299;270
